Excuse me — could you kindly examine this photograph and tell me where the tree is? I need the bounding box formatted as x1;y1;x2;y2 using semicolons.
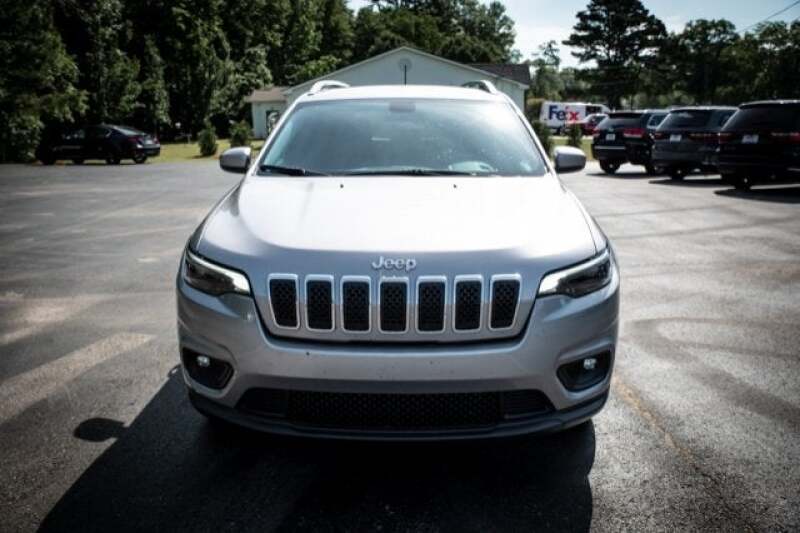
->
564;0;666;108
666;19;739;104
530;40;564;99
0;0;85;161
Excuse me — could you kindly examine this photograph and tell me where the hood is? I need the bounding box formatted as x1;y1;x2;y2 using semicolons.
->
197;175;597;264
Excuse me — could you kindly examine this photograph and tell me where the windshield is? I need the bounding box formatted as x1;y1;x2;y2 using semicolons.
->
723;106;800;132
258;99;547;176
596;113;642;130
660;110;712;129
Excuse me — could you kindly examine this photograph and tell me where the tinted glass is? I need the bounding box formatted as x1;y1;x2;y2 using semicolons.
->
660;110;712;129
260;99;547;176
115;126;145;136
596;113;642;129
723;105;800;131
646;113;667;127
86;126;109;139
716;111;735;128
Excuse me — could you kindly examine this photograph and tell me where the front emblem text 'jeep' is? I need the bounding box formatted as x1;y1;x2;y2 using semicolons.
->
371;256;417;271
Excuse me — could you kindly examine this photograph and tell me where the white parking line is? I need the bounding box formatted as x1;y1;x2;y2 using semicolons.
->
0;332;153;424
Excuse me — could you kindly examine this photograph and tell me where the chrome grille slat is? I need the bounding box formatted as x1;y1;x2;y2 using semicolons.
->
453;277;483;331
379;279;409;333
305;275;334;331
268;274;299;329
341;277;371;332
489;275;521;331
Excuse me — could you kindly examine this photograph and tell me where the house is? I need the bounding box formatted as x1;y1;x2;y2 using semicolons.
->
246;46;530;139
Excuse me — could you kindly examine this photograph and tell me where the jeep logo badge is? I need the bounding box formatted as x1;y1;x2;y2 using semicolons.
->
371;256;417;272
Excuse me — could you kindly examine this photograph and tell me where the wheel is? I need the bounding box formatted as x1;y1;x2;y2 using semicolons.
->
105;152;121;165
599;160;620;174
133;153;147;164
669;167;686;180
734;175;751;191
72;159;84;165
645;163;663;176
40;157;56;165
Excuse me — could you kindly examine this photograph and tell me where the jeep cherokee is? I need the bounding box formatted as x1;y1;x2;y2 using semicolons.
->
176;81;620;440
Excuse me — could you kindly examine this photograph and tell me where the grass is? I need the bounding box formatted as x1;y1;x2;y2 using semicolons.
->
157;139;264;163
552;136;595;161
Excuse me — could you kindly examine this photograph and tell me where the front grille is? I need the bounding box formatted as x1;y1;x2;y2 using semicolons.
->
269;277;298;328
490;278;520;329
264;272;524;340
380;281;408;332
306;278;333;330
454;279;482;331
237;388;554;430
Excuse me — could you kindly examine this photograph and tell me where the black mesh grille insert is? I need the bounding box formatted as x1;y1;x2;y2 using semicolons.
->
235;388;554;430
342;281;370;331
490;279;520;329
380;281;407;332
288;390;501;429
455;280;482;330
306;280;333;330
269;278;297;328
417;281;445;332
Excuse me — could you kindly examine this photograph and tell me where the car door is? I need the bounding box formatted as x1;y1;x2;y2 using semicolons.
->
57;129;86;160
85;126;111;159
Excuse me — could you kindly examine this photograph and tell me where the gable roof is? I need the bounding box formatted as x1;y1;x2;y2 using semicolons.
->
470;63;531;86
286;46;529;95
245;86;288;103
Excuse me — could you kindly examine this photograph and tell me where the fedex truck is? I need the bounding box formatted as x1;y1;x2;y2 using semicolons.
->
540;101;610;134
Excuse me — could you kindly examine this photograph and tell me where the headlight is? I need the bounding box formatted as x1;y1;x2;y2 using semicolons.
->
182;249;251;296
538;247;615;298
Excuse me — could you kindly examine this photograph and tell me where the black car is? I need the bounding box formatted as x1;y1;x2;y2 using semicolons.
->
37;125;161;165
592;110;668;174
717;100;800;190
652;106;737;180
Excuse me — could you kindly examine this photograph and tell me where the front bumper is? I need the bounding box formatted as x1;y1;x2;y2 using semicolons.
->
176;270;619;440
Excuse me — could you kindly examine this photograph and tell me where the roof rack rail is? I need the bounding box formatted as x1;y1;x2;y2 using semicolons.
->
461;80;499;95
309;80;350;95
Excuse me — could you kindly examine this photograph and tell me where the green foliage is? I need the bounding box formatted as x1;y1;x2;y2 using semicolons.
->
0;0;86;161
229;121;251;148
566;124;583;148
197;122;218;156
531;120;554;157
564;0;666;108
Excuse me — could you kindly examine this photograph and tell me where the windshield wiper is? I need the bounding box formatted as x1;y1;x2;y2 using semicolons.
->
259;164;326;176
343;168;477;176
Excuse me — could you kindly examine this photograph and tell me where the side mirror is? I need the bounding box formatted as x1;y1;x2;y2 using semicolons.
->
554;146;587;174
220;147;252;174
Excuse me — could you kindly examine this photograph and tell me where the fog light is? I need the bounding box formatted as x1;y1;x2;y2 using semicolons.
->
181;349;233;390
557;352;611;391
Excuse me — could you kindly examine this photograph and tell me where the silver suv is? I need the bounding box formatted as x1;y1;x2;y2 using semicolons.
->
177;81;619;440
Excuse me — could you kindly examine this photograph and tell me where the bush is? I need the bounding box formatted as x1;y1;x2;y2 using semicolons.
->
566;123;583;148
531;119;554;157
197;121;218;156
229;120;251;148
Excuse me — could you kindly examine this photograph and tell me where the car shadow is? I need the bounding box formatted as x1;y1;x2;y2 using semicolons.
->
649;177;723;188
40;370;596;532
586;170;653;180
715;186;800;204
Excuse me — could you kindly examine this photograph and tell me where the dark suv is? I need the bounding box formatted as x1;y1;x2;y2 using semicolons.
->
36;124;161;165
717;100;800;190
652;106;737;180
592;110;668;174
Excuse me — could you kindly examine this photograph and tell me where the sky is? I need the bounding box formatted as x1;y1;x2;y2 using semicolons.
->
348;0;800;67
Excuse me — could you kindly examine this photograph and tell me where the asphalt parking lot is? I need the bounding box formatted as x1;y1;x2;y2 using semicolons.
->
0;161;798;532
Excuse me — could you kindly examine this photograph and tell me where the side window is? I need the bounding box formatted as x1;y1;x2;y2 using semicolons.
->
64;129;85;141
87;126;109;140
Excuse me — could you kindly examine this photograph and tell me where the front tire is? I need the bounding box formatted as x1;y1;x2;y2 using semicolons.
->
734;175;752;191
669;167;687;181
105;153;121;165
599;160;620;174
645;163;662;176
72;159;84;165
40;157;56;165
133;153;147;164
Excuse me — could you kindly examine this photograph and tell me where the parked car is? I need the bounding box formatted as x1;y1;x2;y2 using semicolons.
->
717;100;800;190
574;113;608;136
178;80;619;440
36;125;161;165
540;101;611;134
591;110;668;174
652;106;737;180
